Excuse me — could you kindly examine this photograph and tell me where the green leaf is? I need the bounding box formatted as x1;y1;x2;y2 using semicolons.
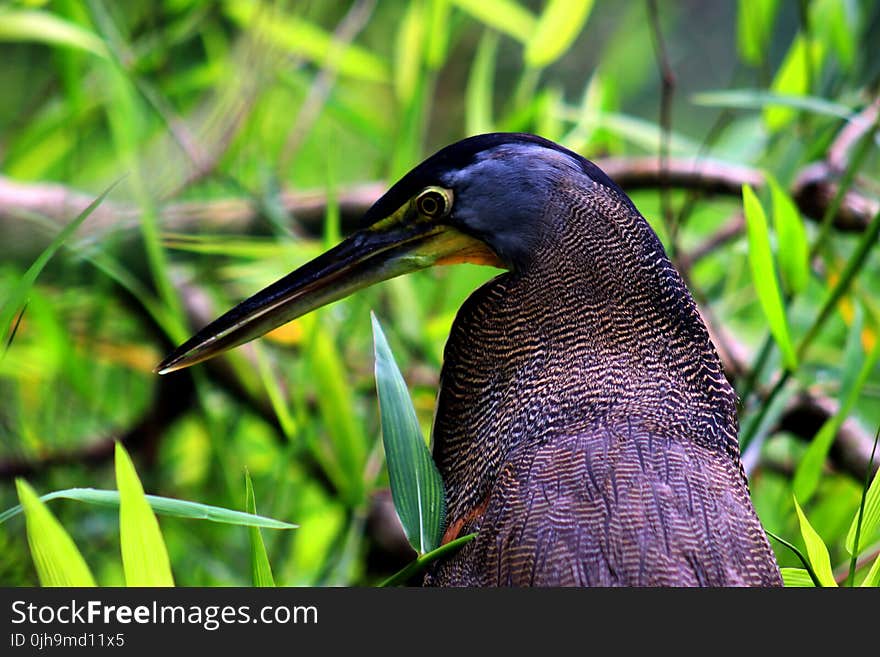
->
425;0;452;69
812;0;855;68
245;471;276;587
223;0;388;82
780;567;815;587
372;312;445;554
741;184;797;370
0;487;298;529
768;176;809;295
692;89;854;120
1;181;118;345
15;479;96;587
860;553;880;587
466;30;499;135
0;9;109;59
765;33;826;130
449;0;535;43
395;0;426;103
846;457;880;555
736;0;778;66
305;314;368;505
381;533;476;587
525;0;594;68
115;443;174;587
793;497;837;587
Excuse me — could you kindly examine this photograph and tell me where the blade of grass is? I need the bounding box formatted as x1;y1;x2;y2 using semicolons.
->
780;567;814;587
380;533;476;587
0;181;118;342
768;176;809;296
692;89;853;120
0;8;109;59
766;528;822;587
860;553;880;587
845;423;880;561
15;479;97;587
742;184;797;370
372;312;445;554
246;471;276;587
736;0;779;66
466;30;499;136
793;497;837;587
224;1;388;82
0;488;298;529
765;33;825;130
525;0;594;68
306;314;367;505
449;0;535;43
115;443;174;586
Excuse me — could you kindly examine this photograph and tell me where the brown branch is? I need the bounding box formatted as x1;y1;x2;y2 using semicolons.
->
2;155;875;253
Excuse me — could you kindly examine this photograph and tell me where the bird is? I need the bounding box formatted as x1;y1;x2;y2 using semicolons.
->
157;132;782;587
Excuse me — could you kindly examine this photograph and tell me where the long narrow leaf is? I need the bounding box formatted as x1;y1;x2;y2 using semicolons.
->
742;184;797;370
0;488;298;529
736;0;779;66
525;0;594;68
16;480;96;587
780;567;814;587
372;313;445;554
766;34;826;130
692;89;853;121
449;0;535;43
115;443;174;586
793;497;837;587
768;176;809;295
246;471;276;587
381;533;476;587
0;9;109;59
466;30;499;136
860;553;880;587
0;181;118;342
846;449;880;555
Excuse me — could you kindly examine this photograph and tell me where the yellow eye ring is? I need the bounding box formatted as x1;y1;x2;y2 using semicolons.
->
416;188;450;218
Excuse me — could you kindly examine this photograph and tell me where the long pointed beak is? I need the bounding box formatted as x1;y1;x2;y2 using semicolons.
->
155;201;500;374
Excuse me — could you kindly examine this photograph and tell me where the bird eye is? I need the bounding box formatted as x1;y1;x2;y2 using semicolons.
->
416;188;450;218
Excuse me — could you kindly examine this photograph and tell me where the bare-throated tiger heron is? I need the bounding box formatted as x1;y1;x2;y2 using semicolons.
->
158;133;782;586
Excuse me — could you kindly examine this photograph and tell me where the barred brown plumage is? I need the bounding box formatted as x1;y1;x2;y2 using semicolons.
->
157;133;782;587
425;176;780;585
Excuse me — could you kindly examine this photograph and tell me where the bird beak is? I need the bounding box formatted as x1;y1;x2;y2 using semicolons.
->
155;196;501;374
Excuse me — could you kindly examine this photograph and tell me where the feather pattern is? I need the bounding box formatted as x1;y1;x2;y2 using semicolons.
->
425;174;781;586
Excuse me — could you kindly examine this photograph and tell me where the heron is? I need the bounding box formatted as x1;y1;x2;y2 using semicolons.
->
157;133;782;586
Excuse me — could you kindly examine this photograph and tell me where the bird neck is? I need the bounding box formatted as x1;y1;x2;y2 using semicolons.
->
433;186;740;529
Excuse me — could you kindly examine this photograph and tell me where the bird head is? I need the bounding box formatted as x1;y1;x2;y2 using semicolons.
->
156;133;628;374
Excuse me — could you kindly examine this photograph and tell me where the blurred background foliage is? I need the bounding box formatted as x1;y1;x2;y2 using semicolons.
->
1;0;879;586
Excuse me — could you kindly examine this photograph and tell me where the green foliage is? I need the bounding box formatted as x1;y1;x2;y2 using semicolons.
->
741;184;797;370
245;470;276;587
0;488;298;529
1;0;879;588
793;497;837;586
372;313;445;555
116;442;175;586
15;480;96;587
